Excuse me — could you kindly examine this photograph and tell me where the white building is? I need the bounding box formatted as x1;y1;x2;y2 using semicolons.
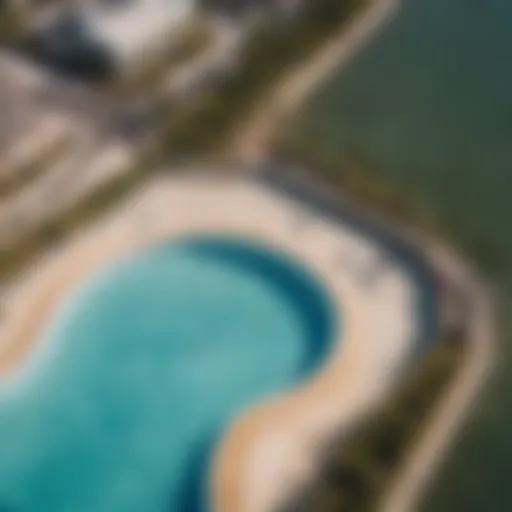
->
37;0;198;78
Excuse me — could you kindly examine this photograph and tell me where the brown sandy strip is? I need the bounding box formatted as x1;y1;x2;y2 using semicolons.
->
211;269;388;512
213;348;362;512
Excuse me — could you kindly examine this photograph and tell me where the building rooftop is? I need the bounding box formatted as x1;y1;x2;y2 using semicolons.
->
78;0;197;68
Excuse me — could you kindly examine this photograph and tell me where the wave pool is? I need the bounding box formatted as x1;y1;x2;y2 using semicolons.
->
0;235;337;512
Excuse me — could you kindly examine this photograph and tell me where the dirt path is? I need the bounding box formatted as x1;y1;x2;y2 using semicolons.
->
230;0;400;165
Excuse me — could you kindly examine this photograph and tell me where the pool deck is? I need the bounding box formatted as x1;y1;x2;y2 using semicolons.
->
0;173;428;511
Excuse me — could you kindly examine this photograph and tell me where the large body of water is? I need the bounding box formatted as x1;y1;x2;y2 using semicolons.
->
0;236;336;512
297;0;512;509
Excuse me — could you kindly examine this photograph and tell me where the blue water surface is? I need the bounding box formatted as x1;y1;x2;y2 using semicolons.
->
0;236;336;512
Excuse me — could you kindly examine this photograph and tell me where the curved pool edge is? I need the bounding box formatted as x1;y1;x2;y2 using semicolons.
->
0;174;437;512
211;169;440;511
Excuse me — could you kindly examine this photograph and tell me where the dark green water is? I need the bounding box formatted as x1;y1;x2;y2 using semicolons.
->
296;0;512;509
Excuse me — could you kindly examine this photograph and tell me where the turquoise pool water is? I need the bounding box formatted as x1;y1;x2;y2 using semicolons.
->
0;236;337;512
